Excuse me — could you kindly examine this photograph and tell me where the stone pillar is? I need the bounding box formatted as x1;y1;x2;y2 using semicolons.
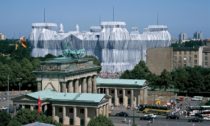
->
114;88;118;106
37;81;42;91
105;88;109;95
144;88;148;104
73;107;77;125
30;105;34;111
96;108;99;116
68;81;73;93
103;105;106;116
131;89;134;107
84;107;88;126
123;88;126;107
92;76;97;93
63;106;67;125
52;106;55;118
75;79;79;93
140;89;144;105
106;104;109;117
82;78;87;93
137;95;140;105
87;77;92;93
44;105;47;112
61;82;66;92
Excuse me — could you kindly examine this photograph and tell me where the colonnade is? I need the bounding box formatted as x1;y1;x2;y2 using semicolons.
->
52;104;109;126
98;87;148;107
60;75;97;93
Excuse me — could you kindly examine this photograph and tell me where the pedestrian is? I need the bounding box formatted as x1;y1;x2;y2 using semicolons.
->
128;119;131;126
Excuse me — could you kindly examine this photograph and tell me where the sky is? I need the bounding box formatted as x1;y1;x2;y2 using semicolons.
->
0;0;210;39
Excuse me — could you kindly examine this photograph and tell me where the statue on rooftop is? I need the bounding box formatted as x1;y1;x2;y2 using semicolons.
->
62;42;85;59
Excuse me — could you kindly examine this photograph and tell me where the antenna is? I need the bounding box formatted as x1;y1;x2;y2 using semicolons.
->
99;16;101;25
44;8;46;23
113;6;115;21
157;12;159;25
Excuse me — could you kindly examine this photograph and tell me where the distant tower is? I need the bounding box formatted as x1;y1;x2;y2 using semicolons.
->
43;8;46;23
59;23;64;33
113;6;115;21
76;24;79;32
179;32;188;42
193;31;203;40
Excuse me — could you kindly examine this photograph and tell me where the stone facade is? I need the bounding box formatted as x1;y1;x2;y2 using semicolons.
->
146;47;206;75
146;48;173;75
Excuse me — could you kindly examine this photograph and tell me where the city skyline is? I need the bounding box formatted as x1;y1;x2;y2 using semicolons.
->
0;0;210;39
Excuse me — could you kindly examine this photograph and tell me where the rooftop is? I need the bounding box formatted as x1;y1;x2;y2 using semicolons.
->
27;90;105;103
96;77;146;87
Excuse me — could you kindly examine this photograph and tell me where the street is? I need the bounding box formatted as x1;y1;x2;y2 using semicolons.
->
111;116;210;126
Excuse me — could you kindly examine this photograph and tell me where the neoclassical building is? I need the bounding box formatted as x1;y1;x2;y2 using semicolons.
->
13;56;110;126
34;57;100;93
13;54;148;126
13;90;109;126
96;78;148;108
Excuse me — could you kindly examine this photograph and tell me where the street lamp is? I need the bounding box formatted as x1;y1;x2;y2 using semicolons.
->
17;78;22;91
7;75;10;113
132;104;136;126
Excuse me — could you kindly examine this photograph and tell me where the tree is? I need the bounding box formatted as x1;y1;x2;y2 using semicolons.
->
158;69;172;90
7;119;21;126
15;109;37;124
88;115;114;126
0;111;11;126
120;60;151;79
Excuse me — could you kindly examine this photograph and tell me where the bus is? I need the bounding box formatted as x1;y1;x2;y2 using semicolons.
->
188;106;210;120
143;108;170;115
139;105;171;115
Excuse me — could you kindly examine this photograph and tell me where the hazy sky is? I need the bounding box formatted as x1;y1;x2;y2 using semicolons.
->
1;0;210;39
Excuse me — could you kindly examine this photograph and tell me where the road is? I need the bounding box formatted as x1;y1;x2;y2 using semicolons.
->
111;116;210;126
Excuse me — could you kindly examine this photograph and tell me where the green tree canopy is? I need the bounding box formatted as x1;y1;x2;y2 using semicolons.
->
0;111;11;126
7;119;21;126
88;115;114;126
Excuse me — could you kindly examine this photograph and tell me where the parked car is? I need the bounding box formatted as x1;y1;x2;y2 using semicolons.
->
115;112;129;117
147;114;157;119
140;115;153;120
166;114;179;119
188;117;203;122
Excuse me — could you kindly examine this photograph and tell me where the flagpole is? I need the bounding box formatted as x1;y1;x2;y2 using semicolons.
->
7;75;10;113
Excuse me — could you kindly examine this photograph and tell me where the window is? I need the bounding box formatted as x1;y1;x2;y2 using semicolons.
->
194;55;197;58
70;119;73;125
59;107;62;113
184;51;186;55
111;89;114;94
205;56;208;60
127;90;131;95
205;62;208;66
119;90;122;94
205;53;208;55
59;118;62;123
194;60;197;64
69;108;73;113
80;109;84;114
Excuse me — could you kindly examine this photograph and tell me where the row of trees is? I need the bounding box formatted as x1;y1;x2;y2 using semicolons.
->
171;40;207;48
120;60;210;96
0;40;41;90
0;109;114;126
0;109;61;126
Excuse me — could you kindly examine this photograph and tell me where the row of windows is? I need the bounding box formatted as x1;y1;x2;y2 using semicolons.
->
58;108;84;114
110;89;131;95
